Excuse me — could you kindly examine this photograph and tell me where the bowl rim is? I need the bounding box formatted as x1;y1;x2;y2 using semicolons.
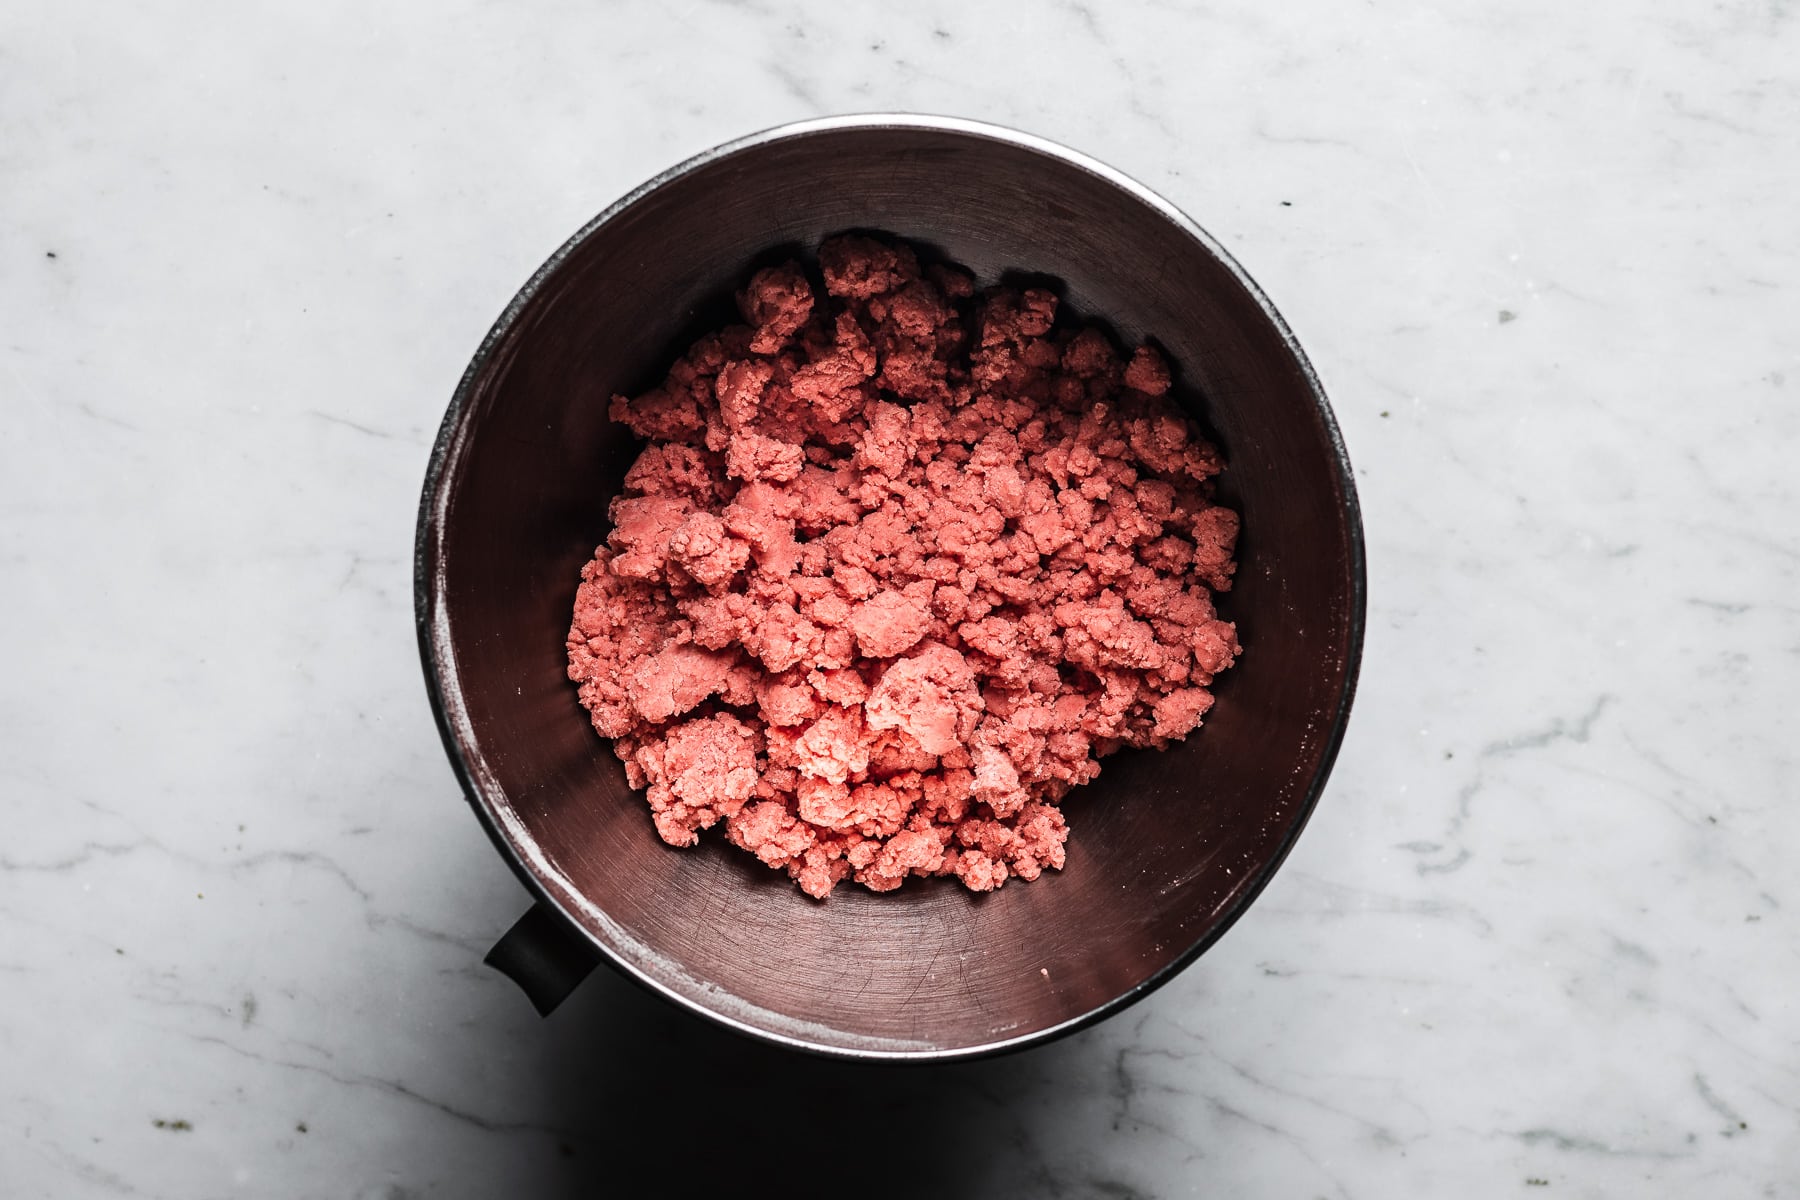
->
414;112;1367;1062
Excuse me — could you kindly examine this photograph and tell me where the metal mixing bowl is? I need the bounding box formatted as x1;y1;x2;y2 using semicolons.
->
416;114;1364;1060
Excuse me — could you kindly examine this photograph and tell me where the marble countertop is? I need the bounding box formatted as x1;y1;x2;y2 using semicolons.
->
5;1;1796;1196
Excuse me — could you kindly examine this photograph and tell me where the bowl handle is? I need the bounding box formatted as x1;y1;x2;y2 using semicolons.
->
484;901;599;1015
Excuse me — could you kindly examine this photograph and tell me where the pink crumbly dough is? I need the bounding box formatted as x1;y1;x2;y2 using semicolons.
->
566;234;1241;898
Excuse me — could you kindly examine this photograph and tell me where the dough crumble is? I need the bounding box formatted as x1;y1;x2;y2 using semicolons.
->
567;235;1239;898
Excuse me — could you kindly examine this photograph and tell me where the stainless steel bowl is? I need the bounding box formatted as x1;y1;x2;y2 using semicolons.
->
416;114;1364;1060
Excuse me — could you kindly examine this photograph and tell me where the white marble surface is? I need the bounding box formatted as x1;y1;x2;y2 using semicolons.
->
4;0;1797;1195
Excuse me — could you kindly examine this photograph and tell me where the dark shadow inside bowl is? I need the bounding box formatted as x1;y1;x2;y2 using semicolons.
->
421;121;1362;1056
